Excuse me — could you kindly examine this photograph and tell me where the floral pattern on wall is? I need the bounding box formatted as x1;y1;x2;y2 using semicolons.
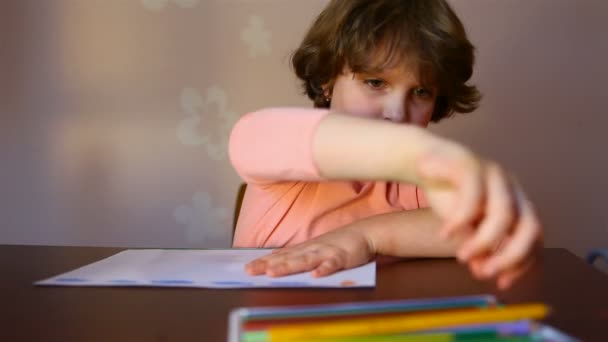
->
177;86;239;161
241;15;272;58
174;192;231;245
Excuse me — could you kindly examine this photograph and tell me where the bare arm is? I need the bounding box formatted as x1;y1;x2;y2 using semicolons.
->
312;113;437;184
229;108;470;187
312;113;481;230
245;208;471;277
359;209;467;258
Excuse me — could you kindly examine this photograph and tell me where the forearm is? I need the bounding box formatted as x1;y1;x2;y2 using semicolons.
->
313;113;435;184
349;209;469;258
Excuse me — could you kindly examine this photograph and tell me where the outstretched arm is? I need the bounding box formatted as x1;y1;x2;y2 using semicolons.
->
236;109;542;289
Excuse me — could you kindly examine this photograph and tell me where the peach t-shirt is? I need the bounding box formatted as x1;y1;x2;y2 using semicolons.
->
229;108;427;248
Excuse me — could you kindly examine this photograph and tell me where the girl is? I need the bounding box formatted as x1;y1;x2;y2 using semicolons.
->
229;0;542;289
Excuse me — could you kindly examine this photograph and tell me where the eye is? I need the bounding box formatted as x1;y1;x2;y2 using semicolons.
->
364;78;387;90
413;87;433;98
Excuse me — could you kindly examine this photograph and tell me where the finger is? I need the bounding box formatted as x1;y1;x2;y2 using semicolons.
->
437;158;484;239
467;253;491;279
312;257;344;277
481;187;541;278
457;163;514;262
266;249;325;277
496;257;535;290
245;248;293;274
256;243;315;269
245;258;269;275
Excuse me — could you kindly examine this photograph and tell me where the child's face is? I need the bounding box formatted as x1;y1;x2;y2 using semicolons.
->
328;63;437;127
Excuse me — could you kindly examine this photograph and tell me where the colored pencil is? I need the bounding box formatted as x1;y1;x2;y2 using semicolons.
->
263;303;548;340
243;330;535;342
242;320;533;342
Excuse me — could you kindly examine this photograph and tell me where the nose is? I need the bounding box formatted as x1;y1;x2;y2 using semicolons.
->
382;95;407;123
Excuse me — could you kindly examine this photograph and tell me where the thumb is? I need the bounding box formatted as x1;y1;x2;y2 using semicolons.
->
417;152;484;238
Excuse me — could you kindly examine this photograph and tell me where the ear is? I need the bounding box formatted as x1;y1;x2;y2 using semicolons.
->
320;84;332;104
321;81;334;98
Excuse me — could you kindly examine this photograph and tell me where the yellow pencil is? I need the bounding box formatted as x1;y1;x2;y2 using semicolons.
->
267;303;549;340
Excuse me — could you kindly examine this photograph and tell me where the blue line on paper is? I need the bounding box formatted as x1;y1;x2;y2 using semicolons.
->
212;281;254;286
55;277;88;282
109;279;138;284
150;279;195;285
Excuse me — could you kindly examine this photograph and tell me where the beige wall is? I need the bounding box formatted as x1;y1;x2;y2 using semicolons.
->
1;0;606;256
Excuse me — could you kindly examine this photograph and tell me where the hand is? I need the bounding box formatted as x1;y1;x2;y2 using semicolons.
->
414;144;543;290
245;225;374;277
458;173;543;290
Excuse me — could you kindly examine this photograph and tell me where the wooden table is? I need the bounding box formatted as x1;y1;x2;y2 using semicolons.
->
1;246;607;341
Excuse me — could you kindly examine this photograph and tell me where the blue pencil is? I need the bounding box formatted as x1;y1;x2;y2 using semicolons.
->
241;295;497;321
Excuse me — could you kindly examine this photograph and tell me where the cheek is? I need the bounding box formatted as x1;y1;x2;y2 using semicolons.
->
408;103;435;127
331;90;382;119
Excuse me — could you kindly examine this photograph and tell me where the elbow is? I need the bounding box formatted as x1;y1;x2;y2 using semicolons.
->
228;111;256;178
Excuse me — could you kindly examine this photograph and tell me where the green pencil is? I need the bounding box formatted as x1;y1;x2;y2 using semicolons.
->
242;330;534;342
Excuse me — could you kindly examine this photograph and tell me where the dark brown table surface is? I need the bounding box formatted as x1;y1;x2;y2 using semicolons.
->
1;246;607;342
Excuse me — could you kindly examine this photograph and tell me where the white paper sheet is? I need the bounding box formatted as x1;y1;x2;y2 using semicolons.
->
35;249;376;288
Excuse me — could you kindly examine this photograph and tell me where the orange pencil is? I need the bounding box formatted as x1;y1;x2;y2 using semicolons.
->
266;303;549;340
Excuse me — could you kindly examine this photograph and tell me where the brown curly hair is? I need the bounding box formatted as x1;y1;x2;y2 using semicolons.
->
291;0;481;122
